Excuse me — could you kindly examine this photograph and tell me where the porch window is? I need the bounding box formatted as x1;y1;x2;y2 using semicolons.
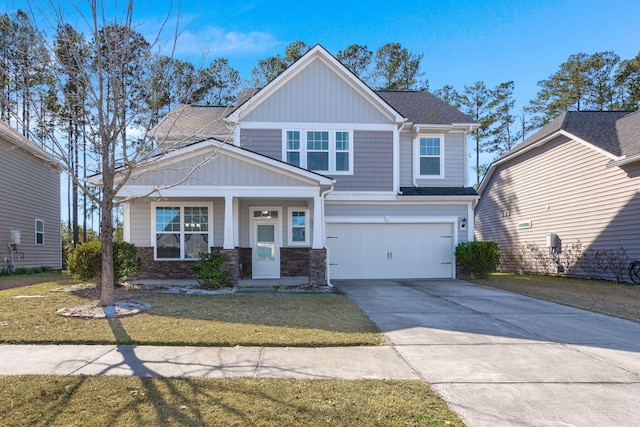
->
35;219;44;245
414;134;444;179
155;205;211;260
288;208;309;245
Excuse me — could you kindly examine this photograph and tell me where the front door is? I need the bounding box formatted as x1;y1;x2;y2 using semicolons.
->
251;209;281;279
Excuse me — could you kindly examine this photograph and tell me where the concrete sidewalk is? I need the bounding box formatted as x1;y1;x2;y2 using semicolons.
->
0;344;418;380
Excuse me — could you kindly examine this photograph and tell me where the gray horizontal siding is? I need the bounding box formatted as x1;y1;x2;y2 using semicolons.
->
399;131;467;187
240;129;281;159
476;136;640;269
333;131;393;191
0;139;61;269
244;59;390;124
128;152;308;187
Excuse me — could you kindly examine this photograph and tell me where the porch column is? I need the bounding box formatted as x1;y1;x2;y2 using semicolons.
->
312;196;323;249
223;196;234;249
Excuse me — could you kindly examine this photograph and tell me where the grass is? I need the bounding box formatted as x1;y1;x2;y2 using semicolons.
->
0;273;465;426
470;273;640;323
0;376;464;426
0;272;383;347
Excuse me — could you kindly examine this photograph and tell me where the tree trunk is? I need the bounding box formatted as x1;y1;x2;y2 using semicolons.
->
99;189;115;306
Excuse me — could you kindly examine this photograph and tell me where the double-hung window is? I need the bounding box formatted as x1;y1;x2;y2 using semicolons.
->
288;208;309;245
154;204;211;260
414;135;444;179
35;219;44;245
283;129;353;174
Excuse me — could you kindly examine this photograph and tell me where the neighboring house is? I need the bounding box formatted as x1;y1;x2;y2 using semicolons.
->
0;121;61;271
118;45;478;285
476;110;640;280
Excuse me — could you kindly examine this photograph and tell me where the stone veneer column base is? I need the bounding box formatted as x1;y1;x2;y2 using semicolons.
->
309;248;327;286
214;248;240;287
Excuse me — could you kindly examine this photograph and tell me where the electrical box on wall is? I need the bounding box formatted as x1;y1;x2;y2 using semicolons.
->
10;230;21;245
546;233;557;248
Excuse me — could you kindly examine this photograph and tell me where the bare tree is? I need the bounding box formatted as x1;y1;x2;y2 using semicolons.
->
0;0;204;306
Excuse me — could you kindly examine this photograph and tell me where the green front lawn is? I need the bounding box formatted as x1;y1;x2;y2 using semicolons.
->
0;272;382;347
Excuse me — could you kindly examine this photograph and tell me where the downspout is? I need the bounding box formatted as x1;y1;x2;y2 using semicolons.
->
322;182;335;287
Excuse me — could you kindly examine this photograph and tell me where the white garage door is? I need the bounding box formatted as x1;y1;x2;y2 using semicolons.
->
326;222;455;279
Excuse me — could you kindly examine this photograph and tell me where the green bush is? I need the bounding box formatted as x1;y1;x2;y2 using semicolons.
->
455;241;500;279
67;240;102;282
191;252;229;289
67;240;139;284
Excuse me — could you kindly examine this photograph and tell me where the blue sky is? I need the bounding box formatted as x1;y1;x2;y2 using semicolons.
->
5;0;640;225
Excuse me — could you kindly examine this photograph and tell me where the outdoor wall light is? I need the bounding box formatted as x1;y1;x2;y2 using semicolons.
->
460;218;467;230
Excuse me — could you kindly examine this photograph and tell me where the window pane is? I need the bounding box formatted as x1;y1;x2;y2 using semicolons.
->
287;131;300;149
185;233;209;259
420;137;440;156
257;224;275;242
257;243;275;261
308;152;329;170
292;227;305;242
336;132;349;150
156;207;180;232
156;233;180;258
36;233;44;245
307;131;329;150
336;152;349;171
184;207;208;232
287;151;300;166
291;211;306;226
420;157;440;175
36;220;44;233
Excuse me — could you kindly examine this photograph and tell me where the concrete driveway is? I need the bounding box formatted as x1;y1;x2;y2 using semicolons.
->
334;279;640;427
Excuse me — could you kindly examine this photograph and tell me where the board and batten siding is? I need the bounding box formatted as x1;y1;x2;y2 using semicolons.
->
0;138;60;269
399;131;467;187
127;152;309;188
475;135;640;265
244;59;390;124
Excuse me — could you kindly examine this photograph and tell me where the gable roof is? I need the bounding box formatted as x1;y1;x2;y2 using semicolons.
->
151;105;234;141
226;44;406;124
376;91;476;126
0;120;60;169
478;110;640;194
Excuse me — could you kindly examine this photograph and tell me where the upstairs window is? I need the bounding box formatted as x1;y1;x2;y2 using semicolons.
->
282;129;353;174
414;135;444;179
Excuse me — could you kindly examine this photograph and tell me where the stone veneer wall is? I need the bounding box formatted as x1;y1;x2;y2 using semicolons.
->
135;246;327;286
309;249;327;286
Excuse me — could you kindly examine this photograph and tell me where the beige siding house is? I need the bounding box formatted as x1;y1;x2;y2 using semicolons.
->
0;121;61;271
119;45;479;285
476;111;640;281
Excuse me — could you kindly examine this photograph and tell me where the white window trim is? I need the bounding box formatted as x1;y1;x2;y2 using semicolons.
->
282;129;354;175
35;219;44;245
151;202;214;261
287;208;310;246
413;134;445;180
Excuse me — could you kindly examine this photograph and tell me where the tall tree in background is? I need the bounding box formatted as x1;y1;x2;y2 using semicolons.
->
337;44;373;83
614;52;640;110
192;58;241;105
459;81;494;184
372;42;424;90
249;41;310;87
0;1;192;306
433;84;461;109
486;81;517;156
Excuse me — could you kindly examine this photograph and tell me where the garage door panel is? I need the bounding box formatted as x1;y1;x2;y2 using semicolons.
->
326;223;454;280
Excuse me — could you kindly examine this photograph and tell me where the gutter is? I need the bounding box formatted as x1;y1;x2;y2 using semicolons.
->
321;181;335;287
606;153;640;168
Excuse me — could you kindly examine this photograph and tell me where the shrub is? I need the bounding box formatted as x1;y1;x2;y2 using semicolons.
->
456;241;500;279
67;240;102;282
191;252;229;289
67;240;139;284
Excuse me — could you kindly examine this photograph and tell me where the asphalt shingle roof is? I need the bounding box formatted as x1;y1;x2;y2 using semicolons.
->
506;110;639;159
376;91;476;125
151;104;234;140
